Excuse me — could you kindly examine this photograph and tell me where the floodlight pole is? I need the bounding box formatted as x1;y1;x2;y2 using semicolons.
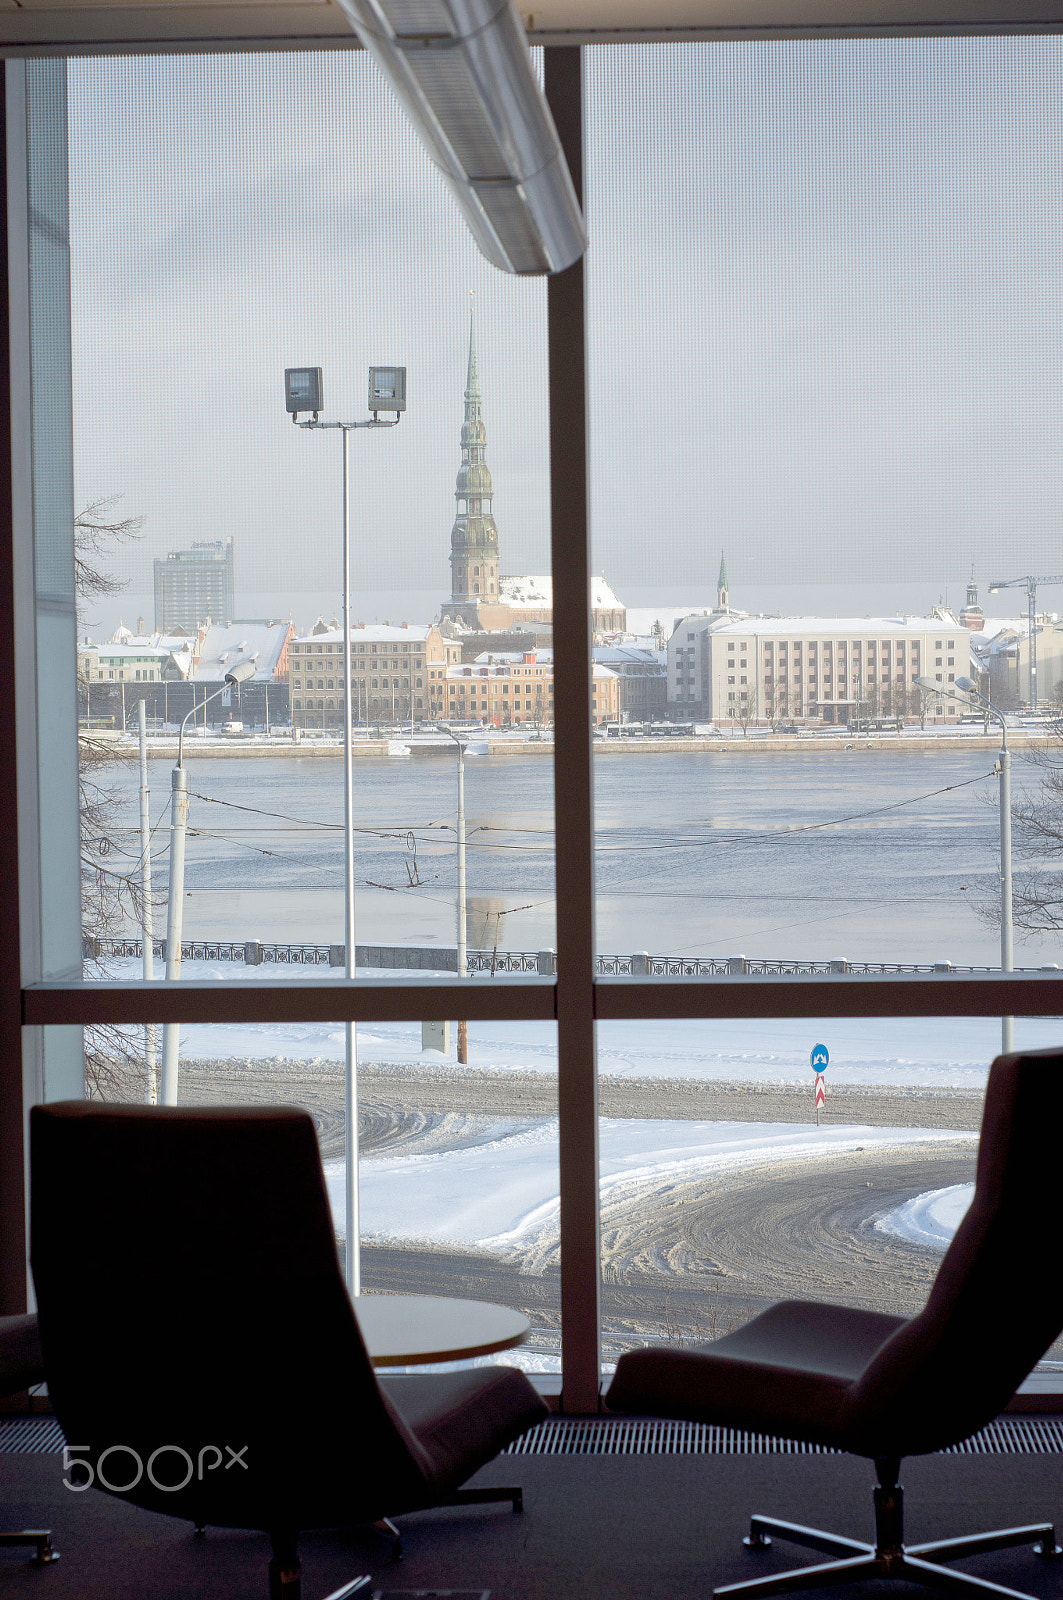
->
296;408;400;1299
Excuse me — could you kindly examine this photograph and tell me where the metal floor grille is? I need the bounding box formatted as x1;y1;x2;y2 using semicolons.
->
3;1416;1062;1458
504;1417;1063;1457
0;1419;66;1453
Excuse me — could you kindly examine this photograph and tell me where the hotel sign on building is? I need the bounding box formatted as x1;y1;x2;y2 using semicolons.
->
669;616;969;726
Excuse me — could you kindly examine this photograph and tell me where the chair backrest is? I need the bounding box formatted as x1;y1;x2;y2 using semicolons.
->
848;1048;1063;1458
30;1102;435;1529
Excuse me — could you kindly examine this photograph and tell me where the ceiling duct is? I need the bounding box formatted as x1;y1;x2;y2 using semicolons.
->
335;0;587;275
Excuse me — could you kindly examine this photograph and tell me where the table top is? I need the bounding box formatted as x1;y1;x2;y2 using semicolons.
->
352;1293;530;1367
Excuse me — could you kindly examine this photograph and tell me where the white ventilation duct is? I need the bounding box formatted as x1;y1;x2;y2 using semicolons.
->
335;0;586;275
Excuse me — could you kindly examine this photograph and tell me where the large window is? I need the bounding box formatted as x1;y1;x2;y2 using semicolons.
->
7;37;1063;1410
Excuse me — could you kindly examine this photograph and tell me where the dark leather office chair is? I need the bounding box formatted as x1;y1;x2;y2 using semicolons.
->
606;1049;1063;1600
0;1313;57;1566
30;1103;547;1600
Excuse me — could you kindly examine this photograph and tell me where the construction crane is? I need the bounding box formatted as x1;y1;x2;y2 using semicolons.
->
987;574;1063;710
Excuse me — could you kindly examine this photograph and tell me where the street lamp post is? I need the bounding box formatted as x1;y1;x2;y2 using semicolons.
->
444;728;469;1064
286;365;405;1299
160;658;256;1106
917;674;1014;1054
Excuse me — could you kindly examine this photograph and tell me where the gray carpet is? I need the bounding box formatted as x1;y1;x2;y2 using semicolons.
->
4;1447;1063;1600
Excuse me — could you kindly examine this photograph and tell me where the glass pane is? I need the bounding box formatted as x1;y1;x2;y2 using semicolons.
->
63;51;555;1094
587;35;1063;969
90;1017;560;1374
596;1016;1063;1379
586;38;1063;1377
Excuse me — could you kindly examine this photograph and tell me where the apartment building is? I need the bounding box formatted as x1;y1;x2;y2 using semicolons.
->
288;624;447;728
669;615;970;725
432;649;619;727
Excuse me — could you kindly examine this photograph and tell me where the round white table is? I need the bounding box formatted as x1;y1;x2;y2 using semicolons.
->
352;1293;531;1367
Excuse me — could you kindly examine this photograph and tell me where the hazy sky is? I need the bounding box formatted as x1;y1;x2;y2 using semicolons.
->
68;38;1063;641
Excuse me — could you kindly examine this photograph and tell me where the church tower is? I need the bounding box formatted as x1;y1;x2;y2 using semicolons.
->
717;553;729;612
960;570;985;632
445;312;501;626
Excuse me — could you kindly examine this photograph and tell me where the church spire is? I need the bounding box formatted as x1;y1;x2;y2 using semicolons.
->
717;553;729;611
466;307;480;405
444;302;500;621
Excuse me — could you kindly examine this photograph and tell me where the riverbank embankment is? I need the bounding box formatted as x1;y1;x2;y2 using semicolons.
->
83;730;1051;760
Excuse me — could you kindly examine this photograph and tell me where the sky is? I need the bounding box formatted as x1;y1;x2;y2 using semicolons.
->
66;38;1063;642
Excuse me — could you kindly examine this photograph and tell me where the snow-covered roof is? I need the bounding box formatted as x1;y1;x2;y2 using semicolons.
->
593;645;666;666
473;651;544;665
499;574;625;611
196;620;292;681
82;641;174;660
500;575;551;608
103;631;193;654
296;623;434;645
688;615;973;639
625;606;711;637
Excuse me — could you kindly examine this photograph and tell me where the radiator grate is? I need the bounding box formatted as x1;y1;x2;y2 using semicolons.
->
504;1416;1063;1456
3;1415;1063;1458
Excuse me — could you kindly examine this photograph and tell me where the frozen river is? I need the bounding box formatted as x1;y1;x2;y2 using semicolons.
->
112;743;1060;968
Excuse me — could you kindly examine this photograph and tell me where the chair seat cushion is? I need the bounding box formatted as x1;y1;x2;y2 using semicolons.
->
381;1367;548;1495
0;1315;44;1396
605;1301;908;1449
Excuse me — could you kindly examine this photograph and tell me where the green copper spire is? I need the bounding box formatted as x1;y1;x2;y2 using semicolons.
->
466;306;480;403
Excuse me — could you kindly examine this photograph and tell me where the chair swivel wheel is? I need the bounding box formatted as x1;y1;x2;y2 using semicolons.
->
1034;1538;1062;1559
744;1532;772;1549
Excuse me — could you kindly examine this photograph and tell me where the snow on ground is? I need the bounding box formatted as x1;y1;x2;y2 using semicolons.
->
323;1118;973;1252
88;957;1063;1086
877;1183;973;1251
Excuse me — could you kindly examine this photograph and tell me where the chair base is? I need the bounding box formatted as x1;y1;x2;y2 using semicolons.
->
716;1459;1062;1600
0;1529;58;1564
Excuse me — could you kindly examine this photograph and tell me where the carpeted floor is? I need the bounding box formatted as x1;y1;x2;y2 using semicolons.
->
3;1446;1063;1600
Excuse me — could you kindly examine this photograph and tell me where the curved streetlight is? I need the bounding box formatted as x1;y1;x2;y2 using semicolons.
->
160;658;257;1105
916;674;1013;1053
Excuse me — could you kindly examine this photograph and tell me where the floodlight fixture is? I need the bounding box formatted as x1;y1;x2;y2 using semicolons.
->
369;366;406;413
285;366;323;420
333;0;586;276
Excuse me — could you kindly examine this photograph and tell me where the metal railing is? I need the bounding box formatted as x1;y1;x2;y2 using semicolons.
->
83;936;1060;978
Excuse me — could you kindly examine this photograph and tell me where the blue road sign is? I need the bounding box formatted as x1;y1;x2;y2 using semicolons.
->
810;1043;829;1072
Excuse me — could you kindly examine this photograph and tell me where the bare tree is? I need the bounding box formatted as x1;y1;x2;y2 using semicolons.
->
731;684;759;739
985;740;1063;936
76;497;157;1099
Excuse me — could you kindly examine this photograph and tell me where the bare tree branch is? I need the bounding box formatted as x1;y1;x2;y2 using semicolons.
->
76;497;161;1099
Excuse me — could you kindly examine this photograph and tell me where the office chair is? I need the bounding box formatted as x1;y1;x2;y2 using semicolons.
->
30;1103;547;1600
606;1049;1063;1600
0;1314;57;1565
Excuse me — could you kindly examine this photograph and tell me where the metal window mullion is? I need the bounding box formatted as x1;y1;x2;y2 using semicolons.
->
593;974;1063;1019
0;60;29;1319
22;977;556;1027
545;45;601;1416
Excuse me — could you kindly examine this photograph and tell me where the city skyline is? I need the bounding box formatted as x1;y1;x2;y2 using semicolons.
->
69;40;1063;642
